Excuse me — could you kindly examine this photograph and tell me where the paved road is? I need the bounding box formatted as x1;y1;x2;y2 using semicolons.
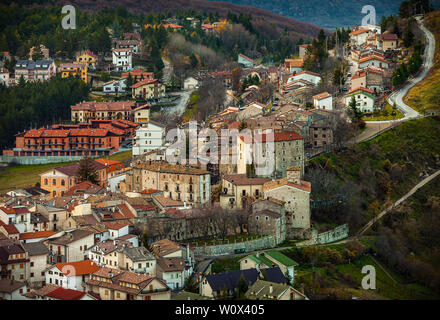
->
357;169;440;236
165;89;194;116
161;58;173;84
369;16;435;123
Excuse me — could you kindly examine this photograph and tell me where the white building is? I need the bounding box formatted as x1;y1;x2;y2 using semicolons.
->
103;78;127;94
345;87;375;113
132;121;166;156
358;56;389;69
0;206;31;233
288;71;321;86
45;260;99;291
104;222;129;240
23;242;50;288
156;257;187;290
0;280;28;300
350;28;371;47
0;68;10;86
183;77;198;90
112;48;133;72
313;92;333;110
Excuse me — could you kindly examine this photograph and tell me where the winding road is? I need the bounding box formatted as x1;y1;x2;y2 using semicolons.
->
368;16;435;124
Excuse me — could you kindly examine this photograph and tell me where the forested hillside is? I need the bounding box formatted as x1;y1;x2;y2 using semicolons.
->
214;0;440;29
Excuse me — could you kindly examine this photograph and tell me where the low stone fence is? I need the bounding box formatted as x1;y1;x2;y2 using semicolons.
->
193;235;276;257
297;224;349;247
0;155;83;165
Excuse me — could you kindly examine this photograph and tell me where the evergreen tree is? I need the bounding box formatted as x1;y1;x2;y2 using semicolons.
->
235;274;248;299
76;156;99;184
403;21;414;47
31;45;44;61
347;96;363;123
183;273;199;293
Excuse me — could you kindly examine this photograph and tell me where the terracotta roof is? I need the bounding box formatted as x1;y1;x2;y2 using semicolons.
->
264;177;311;193
44;286;88;300
19;230;55;240
313;92;332;100
103;222;128;230
351;71;367;80
292;70;321;78
151;238;181;257
157;257;185;272
0;221;19;234
350;28;370;36
358;55;388;64
130;78;160;89
223;174;271;186
64;181;104;196
285;59;303;68
346;86;375;95
54;260;100;276
152;194;184;208
117;204;136;219
380;33;398;41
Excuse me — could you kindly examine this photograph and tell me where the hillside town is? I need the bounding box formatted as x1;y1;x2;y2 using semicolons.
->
0;0;439;302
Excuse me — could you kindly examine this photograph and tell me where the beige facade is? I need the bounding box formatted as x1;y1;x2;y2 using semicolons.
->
219;175;270;210
129;163;211;205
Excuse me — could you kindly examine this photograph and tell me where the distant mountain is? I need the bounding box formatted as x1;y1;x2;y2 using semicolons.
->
50;0;326;40
210;0;440;29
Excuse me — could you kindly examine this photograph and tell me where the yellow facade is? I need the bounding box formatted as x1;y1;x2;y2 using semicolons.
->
60;63;88;83
76;52;97;68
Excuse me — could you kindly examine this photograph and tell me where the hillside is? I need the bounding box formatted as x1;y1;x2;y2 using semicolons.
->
214;0;440;29
48;0;325;40
307;117;440;231
404;10;440;113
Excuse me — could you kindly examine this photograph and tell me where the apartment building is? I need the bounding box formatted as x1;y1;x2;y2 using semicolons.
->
128;163;211;205
58;63;87;83
70;101;137;123
14;59;56;82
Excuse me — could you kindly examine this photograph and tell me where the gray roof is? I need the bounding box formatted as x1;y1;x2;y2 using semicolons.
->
123;246;155;262
0;279;26;294
31;212;49;224
23;241;50;256
15;59;54;70
47;229;94;245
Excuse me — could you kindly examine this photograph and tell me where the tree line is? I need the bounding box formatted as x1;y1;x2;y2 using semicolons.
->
0;76;90;150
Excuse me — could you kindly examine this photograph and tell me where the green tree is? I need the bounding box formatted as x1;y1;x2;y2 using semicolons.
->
183;273;199;293
347;96;363;123
235;274;248;299
76;156;99;184
403;21;414;47
31;45;44;61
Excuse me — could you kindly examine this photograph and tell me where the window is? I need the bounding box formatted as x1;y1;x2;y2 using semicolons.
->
116;292;120;298
61;179;65;186
30;262;34;267
53;179;56;186
44;179;48;185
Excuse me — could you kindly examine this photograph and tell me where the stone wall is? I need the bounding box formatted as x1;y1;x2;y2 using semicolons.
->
193;235;276;257
317;223;349;244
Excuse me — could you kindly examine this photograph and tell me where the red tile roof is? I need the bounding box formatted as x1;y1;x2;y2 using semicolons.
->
44;287;88;300
0;221;19;234
103;222;128;230
55;260;100;277
130;78;160;89
19;230;55;240
346;86;375;95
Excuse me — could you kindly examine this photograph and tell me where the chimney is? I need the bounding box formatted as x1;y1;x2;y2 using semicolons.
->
269;284;273;294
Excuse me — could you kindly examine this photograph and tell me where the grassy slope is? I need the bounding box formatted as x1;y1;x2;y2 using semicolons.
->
404;10;440;113
311;117;440;225
0;150;132;194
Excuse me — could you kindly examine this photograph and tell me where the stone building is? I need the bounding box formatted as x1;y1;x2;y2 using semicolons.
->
248;198;286;244
219;174;271;210
263;167;311;237
127;162;211;205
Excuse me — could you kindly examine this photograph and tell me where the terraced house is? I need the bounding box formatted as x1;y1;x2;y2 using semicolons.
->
58;62;88;83
39;160;107;198
128;163;211;205
14;59;56;82
87;267;171;300
70;101;137;123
